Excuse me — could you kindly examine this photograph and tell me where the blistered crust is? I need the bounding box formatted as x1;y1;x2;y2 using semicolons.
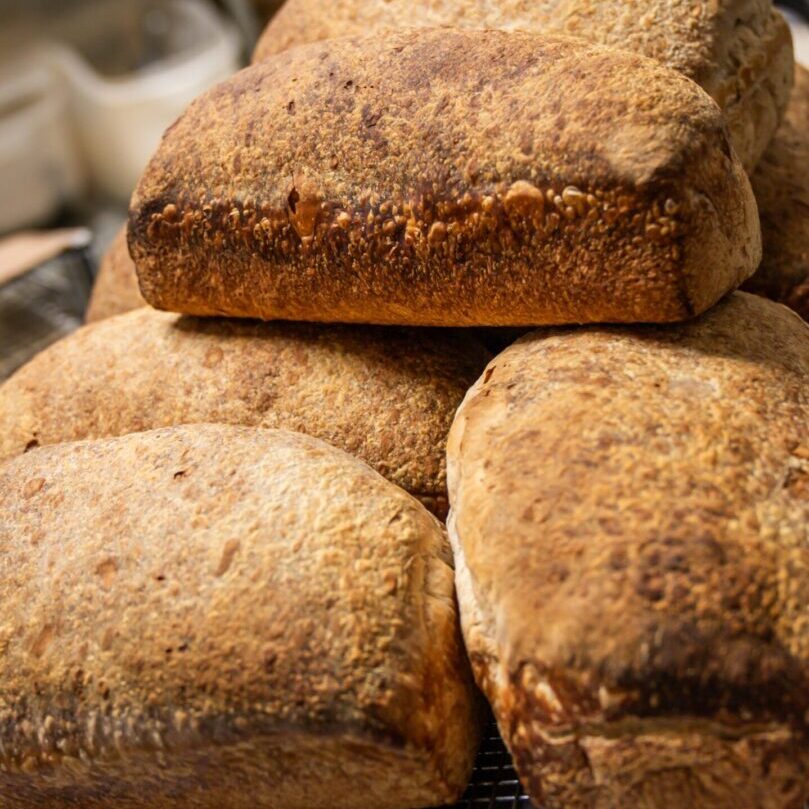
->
0;309;488;516
447;292;809;807
253;0;793;171
130;29;760;327
745;64;809;320
0;425;480;807
85;225;146;323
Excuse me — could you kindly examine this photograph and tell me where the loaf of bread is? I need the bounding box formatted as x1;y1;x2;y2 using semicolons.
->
0;307;488;517
745;64;809;321
85;225;145;323
253;0;794;172
447;292;809;808
0;424;481;808
129;30;760;327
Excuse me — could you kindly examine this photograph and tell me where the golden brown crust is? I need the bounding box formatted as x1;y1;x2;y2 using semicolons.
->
447;292;809;807
0;424;481;807
85;225;146;323
0;308;489;517
745;64;809;321
130;29;760;327
253;0;794;171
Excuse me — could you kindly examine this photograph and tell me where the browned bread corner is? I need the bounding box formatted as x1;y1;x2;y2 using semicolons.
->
85;225;146;323
745;63;809;321
0;424;481;808
0;308;489;518
253;0;794;172
130;29;760;327
447;291;809;808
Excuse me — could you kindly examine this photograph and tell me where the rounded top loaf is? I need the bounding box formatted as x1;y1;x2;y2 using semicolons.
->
253;0;794;171
129;29;760;327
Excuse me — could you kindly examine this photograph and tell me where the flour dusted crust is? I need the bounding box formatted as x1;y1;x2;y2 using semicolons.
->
746;64;809;321
0;424;481;808
0;308;489;517
447;292;809;808
130;29;760;327
253;0;794;171
85;225;146;323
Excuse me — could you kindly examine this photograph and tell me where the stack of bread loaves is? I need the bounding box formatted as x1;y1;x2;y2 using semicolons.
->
1;2;807;808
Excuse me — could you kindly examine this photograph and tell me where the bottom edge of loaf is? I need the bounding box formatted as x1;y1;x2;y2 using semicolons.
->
1;728;459;809
448;515;809;809
504;716;809;809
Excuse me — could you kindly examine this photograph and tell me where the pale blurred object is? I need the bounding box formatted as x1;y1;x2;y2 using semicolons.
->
46;0;241;200
0;61;83;233
783;9;809;64
0;227;90;287
0;0;240;210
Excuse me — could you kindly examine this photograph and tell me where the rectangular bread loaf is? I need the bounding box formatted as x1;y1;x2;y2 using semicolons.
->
253;0;794;172
129;29;761;327
447;292;809;809
0;424;481;808
85;225;145;323
0;309;489;517
745;63;809;320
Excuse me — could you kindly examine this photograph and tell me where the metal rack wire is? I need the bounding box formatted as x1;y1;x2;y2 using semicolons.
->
0;244;92;379
441;721;534;809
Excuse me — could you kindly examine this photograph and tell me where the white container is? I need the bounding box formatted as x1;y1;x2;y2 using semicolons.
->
0;59;83;233
42;0;241;201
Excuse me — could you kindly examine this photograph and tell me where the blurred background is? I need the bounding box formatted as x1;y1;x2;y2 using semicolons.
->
0;0;807;379
0;0;281;376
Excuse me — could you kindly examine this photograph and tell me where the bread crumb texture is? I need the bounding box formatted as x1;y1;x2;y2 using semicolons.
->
253;0;794;171
0;425;481;808
130;29;760;326
448;292;809;808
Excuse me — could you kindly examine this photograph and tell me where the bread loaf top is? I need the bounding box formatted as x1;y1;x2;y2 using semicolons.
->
447;291;809;728
85;225;145;323
0;425;478;804
130;29;760;326
253;0;794;170
0;308;489;516
746;64;809;320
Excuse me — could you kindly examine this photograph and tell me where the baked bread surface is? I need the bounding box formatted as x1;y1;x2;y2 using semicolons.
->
85;225;146;323
447;291;809;808
253;0;794;171
746;64;809;321
0;308;489;517
0;424;480;808
130;29;760;327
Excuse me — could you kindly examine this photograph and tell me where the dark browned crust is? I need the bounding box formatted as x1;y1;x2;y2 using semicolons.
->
253;0;794;172
745;64;809;321
448;292;809;807
0;425;482;807
130;29;760;327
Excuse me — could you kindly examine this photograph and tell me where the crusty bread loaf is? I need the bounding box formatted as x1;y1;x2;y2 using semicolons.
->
85;225;145;323
745;64;809;321
0;424;481;808
253;0;794;172
447;292;809;809
129;29;760;327
0;307;488;517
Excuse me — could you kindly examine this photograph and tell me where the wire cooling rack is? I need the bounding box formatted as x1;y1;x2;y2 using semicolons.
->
0;245;92;379
440;721;534;809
